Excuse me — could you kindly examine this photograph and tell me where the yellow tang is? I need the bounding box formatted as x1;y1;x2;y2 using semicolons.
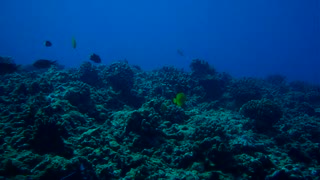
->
72;37;76;49
173;92;186;107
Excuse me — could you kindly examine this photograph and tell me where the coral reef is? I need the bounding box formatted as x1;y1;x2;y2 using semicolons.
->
0;56;20;75
103;61;134;93
228;77;263;108
240;99;283;131
1;59;320;179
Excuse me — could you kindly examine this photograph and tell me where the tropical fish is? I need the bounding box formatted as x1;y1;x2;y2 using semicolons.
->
177;49;184;57
72;37;76;49
173;92;186;107
89;53;101;63
44;41;52;47
33;59;57;69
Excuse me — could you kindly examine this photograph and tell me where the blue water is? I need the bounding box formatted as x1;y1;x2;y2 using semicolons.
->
0;0;319;83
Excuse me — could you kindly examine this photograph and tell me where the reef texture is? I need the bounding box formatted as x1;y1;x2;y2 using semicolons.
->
1;59;320;180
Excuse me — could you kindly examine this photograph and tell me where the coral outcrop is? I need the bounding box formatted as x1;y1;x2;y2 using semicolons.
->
0;59;320;179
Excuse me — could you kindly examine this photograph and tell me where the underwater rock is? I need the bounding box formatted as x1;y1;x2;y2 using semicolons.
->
240;99;283;131
1;56;320;179
265;74;287;86
0;56;20;75
306;89;320;105
104;61;134;93
78;62;103;87
199;76;223;100
32;59;57;69
229;77;263;107
295;102;316;116
190;59;216;78
29;117;73;158
102;61;144;108
63;81;92;112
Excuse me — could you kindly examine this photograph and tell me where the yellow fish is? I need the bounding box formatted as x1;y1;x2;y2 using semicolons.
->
173;92;186;107
72;37;76;49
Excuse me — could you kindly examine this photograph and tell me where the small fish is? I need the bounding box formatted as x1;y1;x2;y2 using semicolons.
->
44;41;52;47
177;49;184;57
173;92;186;107
72;37;76;49
89;53;101;63
33;59;57;69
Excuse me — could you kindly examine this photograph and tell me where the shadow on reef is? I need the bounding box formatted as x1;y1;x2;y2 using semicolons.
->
1;56;320;179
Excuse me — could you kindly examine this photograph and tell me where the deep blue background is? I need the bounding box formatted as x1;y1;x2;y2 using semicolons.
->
0;0;319;83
